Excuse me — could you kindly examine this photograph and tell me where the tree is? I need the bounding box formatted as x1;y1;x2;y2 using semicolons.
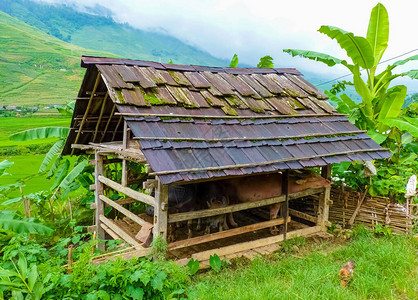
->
283;3;417;143
283;3;418;200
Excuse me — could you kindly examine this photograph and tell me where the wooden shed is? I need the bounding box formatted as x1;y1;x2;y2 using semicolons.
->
63;56;390;263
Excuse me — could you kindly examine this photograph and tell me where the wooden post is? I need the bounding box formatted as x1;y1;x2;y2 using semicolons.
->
318;165;332;230
121;121;129;187
282;170;289;240
153;178;169;241
95;151;105;250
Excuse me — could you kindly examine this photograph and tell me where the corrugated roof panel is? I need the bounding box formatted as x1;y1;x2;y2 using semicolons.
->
121;88;148;106
98;65;133;89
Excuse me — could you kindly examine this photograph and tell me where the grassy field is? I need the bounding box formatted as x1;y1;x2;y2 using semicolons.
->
0;11;114;106
189;234;417;299
0;115;72;199
0;115;71;148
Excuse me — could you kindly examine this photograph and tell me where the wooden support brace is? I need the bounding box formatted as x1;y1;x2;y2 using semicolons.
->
169;188;324;223
99;195;150;227
153;179;169;240
99;215;143;248
143;179;157;190
317;164;332;230
176;226;322;265
168;217;291;251
98;175;155;207
95;151;105;250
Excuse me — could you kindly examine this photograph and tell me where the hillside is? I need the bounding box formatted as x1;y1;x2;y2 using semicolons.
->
0;11;117;106
0;0;228;66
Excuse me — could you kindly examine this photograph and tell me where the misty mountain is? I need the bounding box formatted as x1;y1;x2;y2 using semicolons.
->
0;0;228;66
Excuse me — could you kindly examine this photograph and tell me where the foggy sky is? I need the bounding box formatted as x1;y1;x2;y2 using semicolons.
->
37;0;418;89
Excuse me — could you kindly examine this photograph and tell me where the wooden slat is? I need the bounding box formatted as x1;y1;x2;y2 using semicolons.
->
219;73;255;96
201;72;235;95
115;112;348;119
150;149;388;176
169;188;324;223
100;223;122;240
99;215;143;248
133;130;366;143
99;195;150;227
168;217;291;250
153;178;169;240
98;175;155;206
240;74;273;98
178;226;322;263
251;74;285;94
200;90;224;107
184;72;211;88
133;66;157;88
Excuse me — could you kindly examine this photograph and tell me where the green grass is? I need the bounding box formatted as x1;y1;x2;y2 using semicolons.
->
0;154;53;199
0;11;115;106
189;235;417;299
0;115;71;148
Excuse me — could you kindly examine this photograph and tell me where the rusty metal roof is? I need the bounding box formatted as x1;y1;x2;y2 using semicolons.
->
63;56;390;184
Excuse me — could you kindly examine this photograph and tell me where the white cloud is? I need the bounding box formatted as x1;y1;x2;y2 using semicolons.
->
37;0;418;88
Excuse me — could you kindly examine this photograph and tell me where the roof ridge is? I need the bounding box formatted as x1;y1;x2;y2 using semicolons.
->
81;55;302;75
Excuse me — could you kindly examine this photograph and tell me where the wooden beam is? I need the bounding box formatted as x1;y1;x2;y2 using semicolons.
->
92;247;150;265
111;116;123;141
116;112;348;119
143;179;157;190
150;148;389;176
93;92;108;142
99;195;150;227
100;223;122;240
71;72;101;155
153;178;169;240
283;170;289;240
98;176;155;206
168;217;291;250
169;187;324;223
122;121;129;187
95;151;105;250
99;215;143;248
98;175;155;207
100;105;116;143
134;130;367;143
177;226;322;264
317;164;332;229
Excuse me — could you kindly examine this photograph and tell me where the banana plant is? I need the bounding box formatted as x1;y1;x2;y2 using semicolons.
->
7;102;91;222
283;3;417;141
